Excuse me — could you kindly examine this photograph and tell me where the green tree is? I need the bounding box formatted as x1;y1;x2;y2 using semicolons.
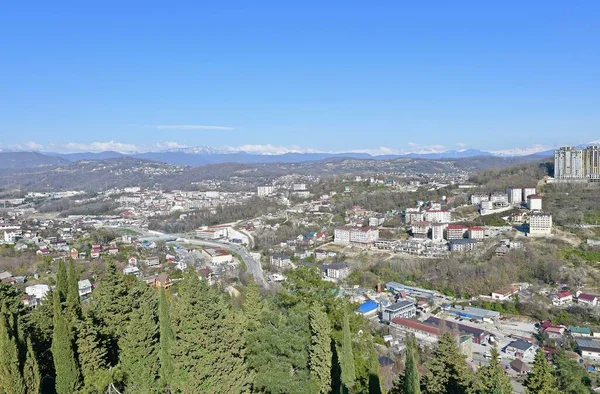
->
0;307;25;394
23;337;42;394
309;305;332;394
52;293;81;394
242;280;262;330
159;288;174;390
76;312;110;393
66;259;81;316
340;313;356;393
552;350;591;394
422;333;473;394
473;346;512;394
56;260;68;302
524;350;560;394
119;285;159;393
171;269;251;393
403;334;421;394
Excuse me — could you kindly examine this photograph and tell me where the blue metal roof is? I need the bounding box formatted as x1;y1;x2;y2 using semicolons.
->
357;300;378;313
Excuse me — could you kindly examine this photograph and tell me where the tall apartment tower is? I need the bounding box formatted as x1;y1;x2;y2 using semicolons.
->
554;146;600;181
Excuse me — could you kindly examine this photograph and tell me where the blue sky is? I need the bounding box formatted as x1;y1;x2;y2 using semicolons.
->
1;1;599;154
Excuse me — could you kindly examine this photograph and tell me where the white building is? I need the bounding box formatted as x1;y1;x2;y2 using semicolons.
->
528;212;552;236
423;209;451;223
257;186;275;197
25;284;50;301
506;187;523;205
78;279;93;297
293;184;307;191
431;223;447;241
522;187;537;201
404;208;423;225
334;227;379;246
470;194;489;205
123;266;141;277
323;262;350;280
489;193;509;204
382;300;417;323
202;248;233;264
527;195;543;211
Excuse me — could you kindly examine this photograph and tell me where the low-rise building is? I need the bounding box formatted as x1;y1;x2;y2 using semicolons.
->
202;248;233;264
505;339;536;359
527;194;543;211
334;226;379;246
468;227;485;240
391;317;441;340
323;261;350;280
411;222;430;239
491;286;520;301
382;300;417;323
551;291;573;306
270;253;292;268
577;339;600;360
449;239;479;252
25;284;50;302
78;279;93;297
576;291;598;307
425;316;489;344
446;224;468;240
123;266;141;277
528;212;552;236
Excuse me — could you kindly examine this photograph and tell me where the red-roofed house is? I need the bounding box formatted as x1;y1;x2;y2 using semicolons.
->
468;227;485;240
543;325;566;340
551;291;573;306
492;286;520;301
446;224;468;240
576;291;598;307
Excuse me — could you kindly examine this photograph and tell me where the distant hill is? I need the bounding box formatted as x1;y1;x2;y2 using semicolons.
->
48;151;125;162
0;152;70;169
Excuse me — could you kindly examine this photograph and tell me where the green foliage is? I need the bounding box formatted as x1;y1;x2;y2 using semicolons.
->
473;346;512;394
309;305;332;394
552;350;592;394
52;294;81;394
422;333;473;394
524;350;560;394
56;260;68;302
158;288;174;390
403;334;421;394
340;313;356;393
0;307;25;394
66;259;80;316
23;337;41;394
75;312;110;394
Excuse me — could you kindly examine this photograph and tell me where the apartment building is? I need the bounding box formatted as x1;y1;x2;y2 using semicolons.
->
446;224;468;240
334;226;379;246
411;222;430;239
423;209;451;223
555;146;600;181
506;187;523;205
528;212;552;236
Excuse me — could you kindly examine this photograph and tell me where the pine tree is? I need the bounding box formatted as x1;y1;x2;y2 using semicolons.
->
0;307;25;394
52;293;81;394
309;305;332;394
66;259;81;316
159;288;174;391
23;337;42;394
422;333;473;394
340;312;356;393
552;350;591;394
119;285;159;393
76;312;110;393
368;345;383;394
171;270;251;394
524;350;560;394
473;346;512;394
242;280;262;330
403;334;421;394
56;260;68;302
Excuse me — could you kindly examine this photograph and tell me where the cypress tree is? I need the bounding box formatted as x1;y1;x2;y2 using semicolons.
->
473;346;512;394
403;334;421;394
524;350;560;394
52;293;81;394
56;260;68;302
422;333;473;394
0;307;25;394
340;312;356;393
23;337;42;394
242;280;262;330
552;350;591;394
76;312;110;393
309;305;332;394
119;285;159;393
159;288;174;390
66;259;81;316
171;269;251;394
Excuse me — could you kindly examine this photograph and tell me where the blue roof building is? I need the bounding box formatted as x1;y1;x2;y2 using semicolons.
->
357;300;379;316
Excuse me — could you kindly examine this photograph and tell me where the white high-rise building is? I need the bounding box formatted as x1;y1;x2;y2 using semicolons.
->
257;186;275;197
528;212;552;236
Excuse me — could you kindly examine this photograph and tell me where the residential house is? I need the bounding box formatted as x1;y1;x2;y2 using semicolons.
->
270;253;292;268
505;340;536;359
449;239;479;252
576;339;600;360
90;248;101;259
199;268;215;286
576;291;598;307
202;248;233;264
491;286;520;301
145;257;160;267
510;359;530;375
25;284;50;302
154;273;173;289
323;261;350;281
570;327;593;338
542;325;566;341
128;257;138;266
78;279;93;297
123;266;141;277
551;291;573;306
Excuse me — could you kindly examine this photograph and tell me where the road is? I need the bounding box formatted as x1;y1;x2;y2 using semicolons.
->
113;226;269;289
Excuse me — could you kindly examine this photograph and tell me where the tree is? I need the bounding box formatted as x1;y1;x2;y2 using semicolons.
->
119;285;159;393
56;260;68;302
52;293;81;394
76;312;110;393
473;346;512;394
309;305;332;394
0;307;25;394
159;288;174;390
552;350;591;394
66;259;80;316
23;337;42;394
242;280;262;330
524;350;560;394
422;333;473;394
340;313;356;393
403;334;421;394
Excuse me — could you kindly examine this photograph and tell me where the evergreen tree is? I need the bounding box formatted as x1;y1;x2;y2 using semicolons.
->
56;260;68;302
309;305;332;394
403;334;421;394
76;312;110;393
473;346;512;394
552;350;592;394
0;307;25;394
119;285;159;393
28;292;55;393
23;337;42;394
340;312;356;393
242;280;262;330
159;287;174;390
66;259;81;316
368;346;382;394
524;350;560;394
52;293;81;394
422;333;473;394
171;269;251;393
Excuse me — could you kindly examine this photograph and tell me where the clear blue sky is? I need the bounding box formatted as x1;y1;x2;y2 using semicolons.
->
1;1;599;154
